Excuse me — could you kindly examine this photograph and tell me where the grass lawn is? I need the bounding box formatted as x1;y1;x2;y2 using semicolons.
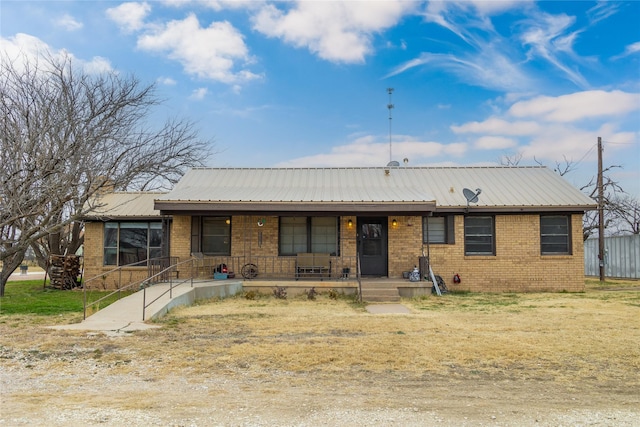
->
0;279;133;317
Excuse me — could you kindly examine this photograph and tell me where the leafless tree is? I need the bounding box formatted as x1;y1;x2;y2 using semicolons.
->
609;194;640;235
577;164;624;240
0;52;211;295
498;153;624;240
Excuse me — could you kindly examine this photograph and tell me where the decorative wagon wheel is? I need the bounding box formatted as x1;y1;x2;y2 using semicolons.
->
241;263;258;279
433;275;448;294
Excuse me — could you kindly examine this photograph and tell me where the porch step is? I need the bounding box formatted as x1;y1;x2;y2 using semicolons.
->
359;286;401;302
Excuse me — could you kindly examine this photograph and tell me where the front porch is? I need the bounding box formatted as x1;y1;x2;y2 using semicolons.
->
241;277;433;302
186;255;434;301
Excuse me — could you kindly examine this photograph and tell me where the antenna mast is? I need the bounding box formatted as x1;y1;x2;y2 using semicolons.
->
387;88;394;164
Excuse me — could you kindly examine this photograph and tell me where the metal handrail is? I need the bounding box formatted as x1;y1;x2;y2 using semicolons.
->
142;258;195;321
356;252;362;303
83;254;361;320
82;256;184;320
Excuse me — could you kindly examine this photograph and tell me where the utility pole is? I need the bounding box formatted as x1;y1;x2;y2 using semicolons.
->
597;136;605;282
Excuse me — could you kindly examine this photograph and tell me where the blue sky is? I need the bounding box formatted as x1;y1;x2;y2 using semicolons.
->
2;0;639;197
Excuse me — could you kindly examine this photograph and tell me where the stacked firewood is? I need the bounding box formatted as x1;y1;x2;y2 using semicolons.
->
48;255;82;290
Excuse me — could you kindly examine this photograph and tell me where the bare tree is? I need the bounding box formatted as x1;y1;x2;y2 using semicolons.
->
0;52;211;295
498;153;624;240
610;194;640;235
577;164;624;240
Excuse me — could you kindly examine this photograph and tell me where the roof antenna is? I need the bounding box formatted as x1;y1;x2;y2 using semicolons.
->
387;88;394;165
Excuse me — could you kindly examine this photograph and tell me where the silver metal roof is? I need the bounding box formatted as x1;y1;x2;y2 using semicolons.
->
154;166;595;213
84;192;165;220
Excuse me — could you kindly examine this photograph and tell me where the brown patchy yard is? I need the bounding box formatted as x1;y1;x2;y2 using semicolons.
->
1;280;639;426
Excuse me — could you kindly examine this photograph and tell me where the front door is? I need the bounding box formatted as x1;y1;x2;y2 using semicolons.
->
357;217;388;277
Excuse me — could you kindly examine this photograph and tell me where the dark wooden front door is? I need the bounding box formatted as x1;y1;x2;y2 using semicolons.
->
357;217;388;277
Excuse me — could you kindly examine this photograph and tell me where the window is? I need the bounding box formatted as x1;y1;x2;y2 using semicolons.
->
280;217;338;255
423;215;455;244
191;217;231;255
464;216;495;255
103;222;162;266
540;215;571;255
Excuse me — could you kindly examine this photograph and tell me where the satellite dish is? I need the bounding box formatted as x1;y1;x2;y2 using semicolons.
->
463;188;482;205
386;160;400;167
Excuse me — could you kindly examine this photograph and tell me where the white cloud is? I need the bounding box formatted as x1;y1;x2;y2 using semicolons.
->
519;12;588;88
587;0;621;25
624;41;640;55
106;2;151;34
157;76;177;85
163;0;260;11
55;14;83;31
82;56;113;74
386;50;534;93
451;117;541;135
137;14;260;84
0;33;113;74
508;90;640;122
252;1;414;64
189;87;208;100
448;90;639;187
474;136;517;150
276;135;468;168
468;0;533;16
612;41;640;60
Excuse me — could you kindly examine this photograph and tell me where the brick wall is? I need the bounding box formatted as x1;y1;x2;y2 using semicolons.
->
85;213;586;292
390;213;585;292
82;221;152;290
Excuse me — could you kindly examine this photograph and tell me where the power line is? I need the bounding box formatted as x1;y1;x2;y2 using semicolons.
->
604;141;636;145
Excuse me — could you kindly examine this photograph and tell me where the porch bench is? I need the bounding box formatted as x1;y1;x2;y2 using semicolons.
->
295;253;331;280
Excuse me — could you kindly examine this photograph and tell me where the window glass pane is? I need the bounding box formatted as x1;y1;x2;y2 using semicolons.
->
424;217;446;243
104;223;118;247
149;247;162;260
541;216;570;254
104;248;117;266
119;223;148;265
149;223;163;247
311;217;337;254
103;221;164;266
202;217;230;255
280;217;308;255
361;223;382;238
465;217;494;255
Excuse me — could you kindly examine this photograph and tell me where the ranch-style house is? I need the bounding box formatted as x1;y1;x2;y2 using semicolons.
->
82;166;596;296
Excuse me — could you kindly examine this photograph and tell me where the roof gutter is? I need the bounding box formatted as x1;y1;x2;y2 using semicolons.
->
154;200;438;215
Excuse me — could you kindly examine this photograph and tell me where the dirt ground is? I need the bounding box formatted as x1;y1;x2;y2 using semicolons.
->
1;284;639;426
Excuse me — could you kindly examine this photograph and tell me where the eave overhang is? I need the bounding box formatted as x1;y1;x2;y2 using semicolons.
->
155;200;438;216
435;204;596;214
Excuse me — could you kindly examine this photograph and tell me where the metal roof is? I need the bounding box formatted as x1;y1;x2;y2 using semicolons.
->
84;192;166;220
154;166;596;214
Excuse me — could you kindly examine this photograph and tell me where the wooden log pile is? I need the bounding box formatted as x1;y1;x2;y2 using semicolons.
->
48;255;82;290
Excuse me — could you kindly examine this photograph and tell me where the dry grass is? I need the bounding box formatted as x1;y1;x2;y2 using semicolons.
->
1;281;639;392
130;287;639;388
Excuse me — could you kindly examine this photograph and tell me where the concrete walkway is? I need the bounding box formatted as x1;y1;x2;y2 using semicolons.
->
51;280;243;334
49;279;410;334
365;304;412;314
